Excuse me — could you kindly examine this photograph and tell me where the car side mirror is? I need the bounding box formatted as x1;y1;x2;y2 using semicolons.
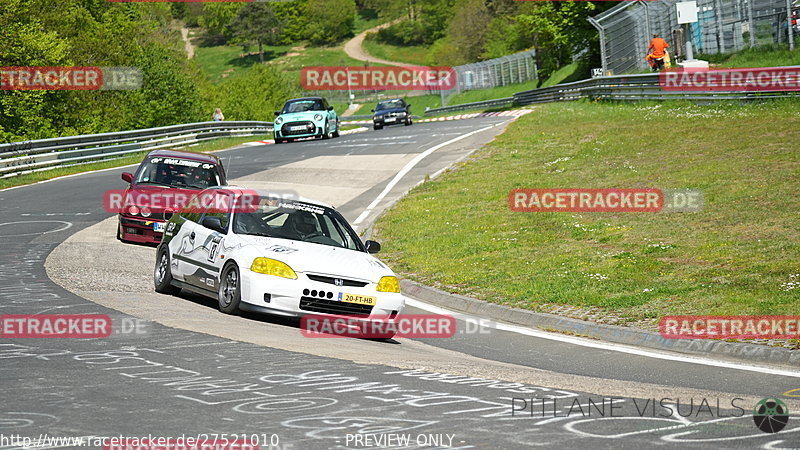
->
121;172;133;183
364;240;381;254
407;104;411;108
274;111;281;116
370;109;375;112
202;216;225;233
327;106;334;111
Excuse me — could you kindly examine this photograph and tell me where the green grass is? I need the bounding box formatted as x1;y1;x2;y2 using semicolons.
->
374;101;800;322
0;135;269;191
361;39;431;66
538;62;582;87
194;44;292;83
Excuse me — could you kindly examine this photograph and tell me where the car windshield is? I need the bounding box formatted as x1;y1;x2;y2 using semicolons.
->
376;100;404;111
134;157;221;189
233;197;362;250
282;100;324;114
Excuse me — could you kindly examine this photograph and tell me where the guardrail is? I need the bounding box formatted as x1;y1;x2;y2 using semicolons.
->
0;121;271;178
425;97;515;116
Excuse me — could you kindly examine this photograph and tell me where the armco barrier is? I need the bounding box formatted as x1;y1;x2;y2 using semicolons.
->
0;121;271;178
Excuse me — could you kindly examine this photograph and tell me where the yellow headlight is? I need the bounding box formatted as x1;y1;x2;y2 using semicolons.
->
376;276;400;293
250;257;297;279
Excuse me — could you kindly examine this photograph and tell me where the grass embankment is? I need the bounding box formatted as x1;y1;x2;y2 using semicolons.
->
374;101;800;325
361;40;430;66
702;44;800;68
0;135;268;191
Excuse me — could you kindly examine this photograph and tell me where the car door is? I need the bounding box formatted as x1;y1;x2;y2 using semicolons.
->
167;205;202;282
183;192;232;292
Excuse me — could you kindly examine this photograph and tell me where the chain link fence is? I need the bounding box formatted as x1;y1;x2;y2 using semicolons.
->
590;0;799;75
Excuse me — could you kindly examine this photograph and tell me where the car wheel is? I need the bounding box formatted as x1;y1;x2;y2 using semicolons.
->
374;124;383;130
218;262;242;314
274;138;284;144
405;118;412;126
154;246;180;295
332;121;340;138
321;121;330;139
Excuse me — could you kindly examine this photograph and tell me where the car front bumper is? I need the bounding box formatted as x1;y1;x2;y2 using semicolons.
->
118;215;166;245
240;269;405;318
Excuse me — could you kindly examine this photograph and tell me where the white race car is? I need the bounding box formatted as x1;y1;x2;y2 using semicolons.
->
154;187;405;335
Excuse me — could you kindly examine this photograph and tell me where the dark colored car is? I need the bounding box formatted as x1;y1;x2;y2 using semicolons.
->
117;149;227;245
273;97;340;143
372;98;412;130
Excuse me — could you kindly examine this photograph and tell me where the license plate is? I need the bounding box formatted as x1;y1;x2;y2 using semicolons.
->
290;126;306;131
339;293;376;306
153;222;166;233
385;117;396;122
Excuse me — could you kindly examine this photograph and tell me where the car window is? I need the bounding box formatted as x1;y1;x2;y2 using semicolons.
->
199;193;232;232
377;99;404;111
232;197;361;250
283;100;323;114
135;156;221;189
180;194;202;223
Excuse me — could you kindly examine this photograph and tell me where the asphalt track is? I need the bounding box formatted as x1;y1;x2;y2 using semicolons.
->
1;117;799;449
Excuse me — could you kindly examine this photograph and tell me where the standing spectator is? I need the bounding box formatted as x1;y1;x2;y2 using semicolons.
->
212;108;224;122
646;34;670;71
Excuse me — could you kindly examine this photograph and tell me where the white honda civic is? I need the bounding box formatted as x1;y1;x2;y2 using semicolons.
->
154;187;405;327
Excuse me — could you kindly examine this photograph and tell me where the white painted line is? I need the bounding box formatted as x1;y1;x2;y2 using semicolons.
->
405;297;800;378
352;123;501;226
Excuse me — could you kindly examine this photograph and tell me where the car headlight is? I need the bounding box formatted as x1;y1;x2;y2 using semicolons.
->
398;112;407;117
376;276;400;293
140;207;151;218
128;205;140;216
275;117;283;125
251;257;297;279
314;114;323;121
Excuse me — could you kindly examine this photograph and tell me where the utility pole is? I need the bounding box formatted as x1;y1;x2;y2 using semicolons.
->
788;0;795;51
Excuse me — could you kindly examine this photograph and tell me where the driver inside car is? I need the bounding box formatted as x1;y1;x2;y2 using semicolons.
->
284;211;320;240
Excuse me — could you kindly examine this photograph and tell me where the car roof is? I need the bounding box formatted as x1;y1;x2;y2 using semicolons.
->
285;97;325;102
204;186;336;210
145;149;220;164
378;98;404;104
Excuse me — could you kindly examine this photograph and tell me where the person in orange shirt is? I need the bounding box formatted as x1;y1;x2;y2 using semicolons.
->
646;34;670;71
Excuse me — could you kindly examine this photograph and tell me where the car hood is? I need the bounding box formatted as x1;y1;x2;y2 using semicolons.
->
374;108;407;116
277;112;325;122
239;235;392;282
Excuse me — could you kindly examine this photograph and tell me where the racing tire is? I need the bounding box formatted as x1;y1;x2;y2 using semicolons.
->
218;262;242;315
154;246;180;295
332;122;340;138
373;124;383;130
321;121;330;140
274;138;284;144
405;118;412;126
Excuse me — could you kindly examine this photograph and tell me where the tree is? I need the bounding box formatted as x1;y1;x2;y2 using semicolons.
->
230;4;283;63
306;0;356;45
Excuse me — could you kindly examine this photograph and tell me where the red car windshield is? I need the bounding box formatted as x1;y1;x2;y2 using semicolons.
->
135;156;221;189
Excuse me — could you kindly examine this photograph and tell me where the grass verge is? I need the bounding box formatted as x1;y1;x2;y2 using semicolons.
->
374;101;800;324
0;135;268;191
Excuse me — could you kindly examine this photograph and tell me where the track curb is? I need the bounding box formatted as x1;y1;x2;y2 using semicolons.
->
401;279;800;368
